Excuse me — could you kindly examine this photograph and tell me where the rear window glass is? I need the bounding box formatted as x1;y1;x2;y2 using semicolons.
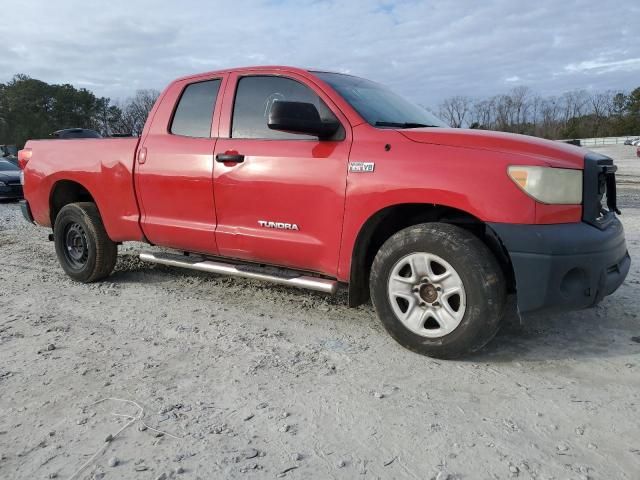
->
170;79;221;138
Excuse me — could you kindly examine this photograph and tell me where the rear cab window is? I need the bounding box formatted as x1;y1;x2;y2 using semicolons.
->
170;79;222;138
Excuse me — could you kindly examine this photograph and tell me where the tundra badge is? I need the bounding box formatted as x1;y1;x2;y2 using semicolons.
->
348;162;375;173
258;220;300;231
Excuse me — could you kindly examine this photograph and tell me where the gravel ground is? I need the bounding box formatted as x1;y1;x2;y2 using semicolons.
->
1;144;639;480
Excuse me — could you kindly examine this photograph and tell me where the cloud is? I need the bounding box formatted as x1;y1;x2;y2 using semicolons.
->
1;0;639;105
565;58;640;74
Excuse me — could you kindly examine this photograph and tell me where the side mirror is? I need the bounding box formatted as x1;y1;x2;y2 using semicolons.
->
268;101;339;139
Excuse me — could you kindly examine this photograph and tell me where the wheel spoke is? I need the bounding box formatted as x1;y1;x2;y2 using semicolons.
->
389;274;414;289
390;291;414;304
431;268;452;284
420;254;449;282
403;303;425;331
437;272;460;293
432;307;457;332
411;255;430;279
442;286;462;297
424;254;437;279
442;300;460;322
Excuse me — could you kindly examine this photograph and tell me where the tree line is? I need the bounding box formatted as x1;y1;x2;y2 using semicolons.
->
0;74;159;148
436;86;640;139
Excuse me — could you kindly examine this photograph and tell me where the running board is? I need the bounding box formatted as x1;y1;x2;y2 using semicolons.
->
139;252;337;294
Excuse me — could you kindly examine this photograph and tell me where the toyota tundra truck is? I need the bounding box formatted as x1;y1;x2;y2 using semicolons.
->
18;66;630;358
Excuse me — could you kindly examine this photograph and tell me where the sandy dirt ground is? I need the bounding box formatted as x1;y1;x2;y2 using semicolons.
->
1;144;639;480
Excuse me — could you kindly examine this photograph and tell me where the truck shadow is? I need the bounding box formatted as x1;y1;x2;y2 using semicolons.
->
470;290;640;362
111;253;639;363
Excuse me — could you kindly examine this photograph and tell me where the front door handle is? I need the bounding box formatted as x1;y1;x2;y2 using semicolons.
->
216;153;244;163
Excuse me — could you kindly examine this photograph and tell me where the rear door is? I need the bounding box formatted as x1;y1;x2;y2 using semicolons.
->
212;72;352;276
135;76;225;254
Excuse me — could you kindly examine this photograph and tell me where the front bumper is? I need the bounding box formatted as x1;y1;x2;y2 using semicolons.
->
489;215;630;314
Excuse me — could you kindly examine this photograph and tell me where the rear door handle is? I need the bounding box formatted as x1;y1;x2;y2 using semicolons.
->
216;153;244;163
137;147;147;164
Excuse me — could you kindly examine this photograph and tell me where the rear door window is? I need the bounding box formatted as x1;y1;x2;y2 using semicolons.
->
170;79;221;138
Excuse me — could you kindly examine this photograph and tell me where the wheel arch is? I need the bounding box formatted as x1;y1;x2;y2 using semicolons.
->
347;203;515;307
49;179;98;227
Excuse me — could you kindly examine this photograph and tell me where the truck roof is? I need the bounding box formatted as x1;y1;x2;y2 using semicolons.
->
172;65;348;83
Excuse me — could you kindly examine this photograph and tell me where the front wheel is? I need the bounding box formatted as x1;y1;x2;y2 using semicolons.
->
370;223;506;359
54;202;117;283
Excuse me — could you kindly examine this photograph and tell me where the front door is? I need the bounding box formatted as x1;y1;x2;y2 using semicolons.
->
136;78;223;254
213;73;351;276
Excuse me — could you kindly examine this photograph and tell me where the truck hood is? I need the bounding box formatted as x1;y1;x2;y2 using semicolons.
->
398;128;586;169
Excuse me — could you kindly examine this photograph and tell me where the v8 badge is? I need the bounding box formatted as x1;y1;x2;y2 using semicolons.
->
348;162;375;173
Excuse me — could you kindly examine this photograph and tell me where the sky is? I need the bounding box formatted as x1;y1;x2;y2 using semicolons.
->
1;0;639;107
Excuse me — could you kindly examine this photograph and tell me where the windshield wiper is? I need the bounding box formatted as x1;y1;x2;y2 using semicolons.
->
374;121;438;129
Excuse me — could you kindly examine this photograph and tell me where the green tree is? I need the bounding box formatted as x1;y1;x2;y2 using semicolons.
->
625;87;640;133
0;74;119;148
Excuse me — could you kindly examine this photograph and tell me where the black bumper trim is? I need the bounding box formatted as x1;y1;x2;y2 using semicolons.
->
20;200;35;224
488;219;630;314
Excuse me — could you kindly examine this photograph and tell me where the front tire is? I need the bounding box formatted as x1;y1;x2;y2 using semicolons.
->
370;223;506;359
54;202;117;283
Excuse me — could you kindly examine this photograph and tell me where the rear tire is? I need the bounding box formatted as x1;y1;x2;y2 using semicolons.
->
370;222;506;359
53;202;117;283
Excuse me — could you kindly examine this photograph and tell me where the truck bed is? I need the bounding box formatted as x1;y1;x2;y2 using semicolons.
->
23;137;144;242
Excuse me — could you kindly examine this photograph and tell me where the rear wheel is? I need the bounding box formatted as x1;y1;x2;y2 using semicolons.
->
370;222;506;359
54;202;117;282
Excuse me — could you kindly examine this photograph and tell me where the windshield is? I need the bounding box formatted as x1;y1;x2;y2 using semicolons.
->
313;72;448;128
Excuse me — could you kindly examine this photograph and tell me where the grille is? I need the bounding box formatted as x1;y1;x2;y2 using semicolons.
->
583;152;619;228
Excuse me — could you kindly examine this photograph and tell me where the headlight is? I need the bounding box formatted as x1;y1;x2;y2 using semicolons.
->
508;166;582;204
0;181;6;187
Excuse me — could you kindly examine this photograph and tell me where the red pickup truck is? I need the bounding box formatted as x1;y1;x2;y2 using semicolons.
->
19;66;630;358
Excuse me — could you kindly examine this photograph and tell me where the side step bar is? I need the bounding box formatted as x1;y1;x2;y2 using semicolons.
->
139;252;338;294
